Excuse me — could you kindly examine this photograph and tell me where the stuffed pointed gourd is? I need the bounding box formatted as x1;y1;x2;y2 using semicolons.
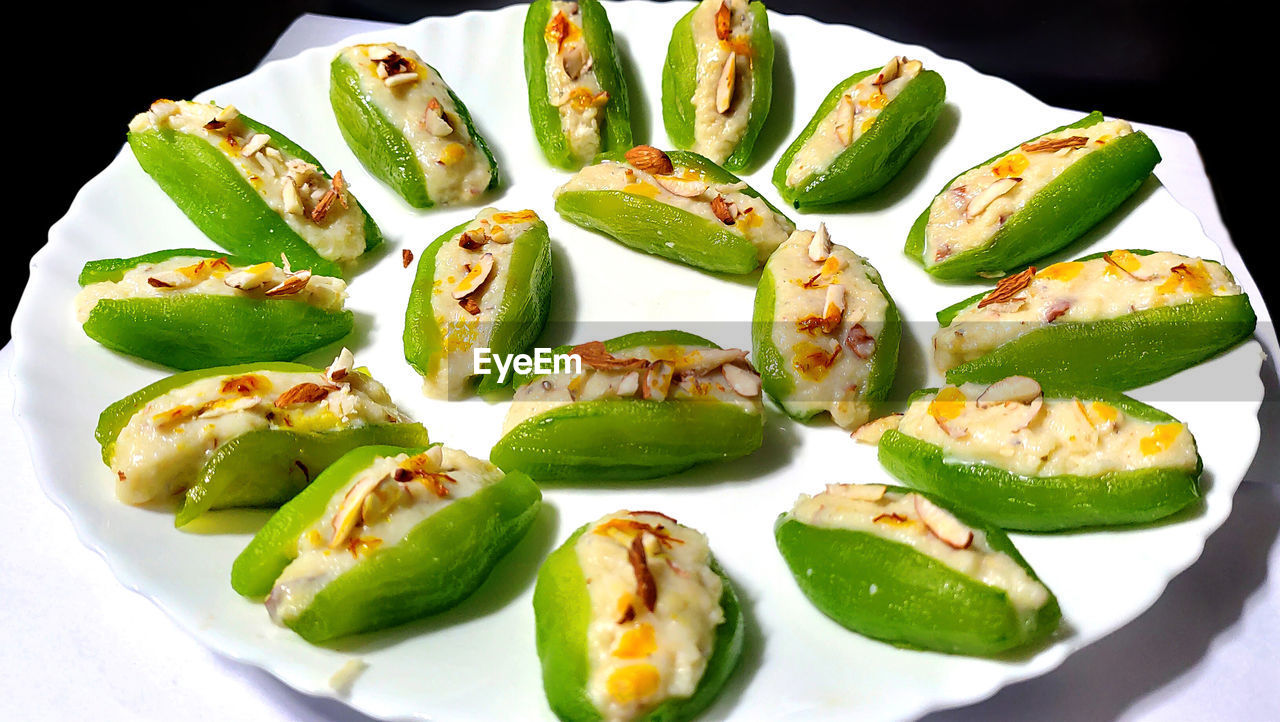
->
906;111;1160;279
231;444;540;643
534;511;744;721
404;208;554;398
524;0;633;169
95;350;428;525
554;145;794;274
128;100;380;279
775;483;1060;655
753;224;901;429
75;249;352;370
875;376;1203;531
774;56;946;208
662;0;773;170
330;43;498;207
492;330;765;481
933;250;1256;389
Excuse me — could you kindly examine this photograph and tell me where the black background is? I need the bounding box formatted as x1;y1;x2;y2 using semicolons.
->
9;0;1269;345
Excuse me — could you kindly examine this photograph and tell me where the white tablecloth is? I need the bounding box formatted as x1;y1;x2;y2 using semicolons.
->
3;13;1276;721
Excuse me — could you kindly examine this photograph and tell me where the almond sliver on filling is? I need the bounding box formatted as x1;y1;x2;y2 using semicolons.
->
576;512;723;721
544;1;608;163
688;0;754;164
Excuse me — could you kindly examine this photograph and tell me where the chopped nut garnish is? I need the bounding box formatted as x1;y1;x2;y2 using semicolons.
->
851;415;901;444
458;230;488;250
331;171;349;209
570;341;648;371
641;361;674;401
627;535;658;613
808;224;832;263
874;56;902;87
562;43;591;80
459;297;480;315
1021;135;1088;153
452;252;495;299
714;2;732;40
715;51;737;114
282;181;304;216
384;72;419;88
147;277;175;289
722;363;761;397
423;98;453;137
276;382;337;407
325;348;355;384
914;494;973;549
710;194;737;224
264;269;312;297
966;177;1020;218
844;323;875;359
624;145;674;175
311;187;339;223
402;249;414;268
834;94;857;146
977;266;1036;308
976;375;1042;407
240;133;270;157
655;175;707;198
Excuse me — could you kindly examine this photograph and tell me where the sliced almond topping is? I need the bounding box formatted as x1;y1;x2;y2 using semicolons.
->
966;177;1020;218
617;371;641;397
834;94;857;146
146;275;178;289
458;229;488;250
325;347;355;384
311;187;339;223
710;195;737;224
641;361;674;401
223;263;275;291
151;404;197;428
875;56;902;87
384;71;419;88
331;170;349;209
570;341;648;371
204;104;239;130
977;266;1036;308
423;97;453;137
265;269;312;297
1010;397;1044;431
282;181;304;216
330;475;384;548
459;297;481;315
670;347;748;376
276;381;336;407
913;494;973;549
822;285;846;332
851;414;902;444
627;534;658;612
714;2;732;40
808;224;832;262
624;145;673;175
722;363;761;397
975;375;1042;407
844;323;875;359
196;395;260;419
655;175;707;198
715;51;737;114
827;483;887;500
1045;298;1072;322
1021;135;1088;153
562;44;591;81
402;249;414;268
240;133;270;157
366;45;395;60
452;253;495;300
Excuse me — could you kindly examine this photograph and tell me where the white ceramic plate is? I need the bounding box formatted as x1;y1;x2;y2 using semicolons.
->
13;2;1264;720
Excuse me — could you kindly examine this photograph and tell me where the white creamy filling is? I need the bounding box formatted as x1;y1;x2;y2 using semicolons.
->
555;161;793;261
544;2;608;163
899;382;1198;477
765;228;888;429
784;57;923;187
924;119;1134;266
503;343;762;434
338;44;493;204
75;256;347;323
934;251;1242;371
129;100;367;263
266;446;502;624
689;0;754;164
577;511;723;721
420;208;540;398
111;367;404;505
789;485;1050;617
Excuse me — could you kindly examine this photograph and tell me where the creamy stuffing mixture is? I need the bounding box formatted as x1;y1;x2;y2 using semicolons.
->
888;376;1198;477
75;255;346;322
503;341;763;434
790;484;1050;616
110;350;407;504
577;511;724;721
337;43;494;204
688;0;755;163
765;225;889;428
784;56;924;187
933;251;1242;371
266;446;504;623
556;146;794;262
544;1;611;163
924;119;1134;267
421;208;541;398
129;100;367;262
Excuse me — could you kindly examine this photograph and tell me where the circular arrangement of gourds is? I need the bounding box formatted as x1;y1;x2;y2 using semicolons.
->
74;1;1257;719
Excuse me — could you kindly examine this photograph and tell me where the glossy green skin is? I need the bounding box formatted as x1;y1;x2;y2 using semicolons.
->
934;250;1257;389
661;1;773;171
231;444;541;643
93;361;427;525
128;113;381;280
906;112;1161;280
404;216;554;394
492;330;764;481
752;253;901;422
330;54;498;208
534;524;744;721
877;386;1203;531
79;249;352;370
555;150;793;274
523;0;633;169
775;486;1060;655
773;67;946;208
